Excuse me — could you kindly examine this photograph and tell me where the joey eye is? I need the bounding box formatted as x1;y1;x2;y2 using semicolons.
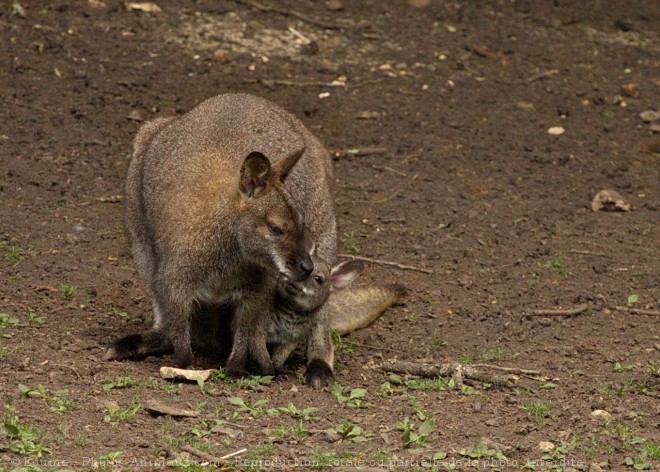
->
314;275;324;285
268;223;284;236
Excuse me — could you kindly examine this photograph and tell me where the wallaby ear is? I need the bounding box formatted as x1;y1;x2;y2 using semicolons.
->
239;152;272;198
330;261;364;290
303;226;316;256
272;146;306;183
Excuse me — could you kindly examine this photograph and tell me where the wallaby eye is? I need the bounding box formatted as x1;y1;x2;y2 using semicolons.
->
268;223;284;236
314;275;324;285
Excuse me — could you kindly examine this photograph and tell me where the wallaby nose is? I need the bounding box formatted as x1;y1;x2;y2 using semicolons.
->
300;258;313;277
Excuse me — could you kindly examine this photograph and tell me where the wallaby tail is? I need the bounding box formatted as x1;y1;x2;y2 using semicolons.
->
328;284;407;335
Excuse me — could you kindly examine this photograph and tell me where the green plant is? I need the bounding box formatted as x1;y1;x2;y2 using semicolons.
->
396;417;436;448
431;331;447;348
61;284;76;300
27;312;45;328
648;360;660;377
331;331;355;354
2;243;23;262
522;400;552;422
227;397;270;419
645;442;660;459
2;403;51;457
271;420;307;439
624;453;652;470
268;402;318;421
18;384;76;413
341;231;359;254
0;312;20;329
92;451;124;472
102;376;136;390
627;294;639;307
480;348;505;362
103;397;141;423
310;451;343;469
541;257;571;277
330;384;371;408
325;422;371;443
459;442;507;461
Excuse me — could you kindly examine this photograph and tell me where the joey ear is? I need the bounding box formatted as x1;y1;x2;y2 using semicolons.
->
330;261;364;290
272;146;306;183
239;152;272;198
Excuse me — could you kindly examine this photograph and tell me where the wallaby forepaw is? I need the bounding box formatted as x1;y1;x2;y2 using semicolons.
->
305;359;334;389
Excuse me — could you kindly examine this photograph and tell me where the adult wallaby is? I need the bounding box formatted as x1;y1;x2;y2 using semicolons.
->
105;94;337;386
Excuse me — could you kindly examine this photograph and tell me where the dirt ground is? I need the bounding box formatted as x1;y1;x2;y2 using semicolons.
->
1;0;659;471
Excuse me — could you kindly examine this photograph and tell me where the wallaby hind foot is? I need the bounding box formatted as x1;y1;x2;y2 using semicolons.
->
104;330;172;361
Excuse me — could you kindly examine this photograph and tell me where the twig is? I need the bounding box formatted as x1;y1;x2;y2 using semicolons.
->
234;0;347;30
471;364;541;375
373;173;418;204
220;448;248;461
180;445;246;464
528;304;589;317
523;69;559;83
372;165;407;177
288;26;311;44
348;78;389;88
569;249;606;257
337;253;433;274
613;306;660;316
259;79;346;88
381;359;516;388
334;147;388;159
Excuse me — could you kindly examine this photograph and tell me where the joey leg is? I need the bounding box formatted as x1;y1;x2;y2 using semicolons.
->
304;306;335;388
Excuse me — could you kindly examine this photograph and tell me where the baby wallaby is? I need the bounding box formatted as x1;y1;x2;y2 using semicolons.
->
268;254;363;383
104;93;336;379
266;247;406;387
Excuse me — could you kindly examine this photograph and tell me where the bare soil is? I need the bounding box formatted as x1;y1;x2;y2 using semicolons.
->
1;1;659;471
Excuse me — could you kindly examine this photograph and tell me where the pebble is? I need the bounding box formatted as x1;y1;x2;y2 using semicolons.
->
547;126;565;135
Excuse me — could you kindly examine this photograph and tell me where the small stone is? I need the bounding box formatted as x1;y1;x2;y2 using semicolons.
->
639;110;660;122
125;2;162;13
591;189;631;212
591;409;612;419
126;110;145;122
547;126;565;135
621;83;640;98
485;418;499;427
96;399;120;412
318;92;331;99
538;441;555;452
326;0;343;11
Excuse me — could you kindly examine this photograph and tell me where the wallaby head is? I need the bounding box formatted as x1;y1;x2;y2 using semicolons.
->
276;248;364;314
235;147;313;282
